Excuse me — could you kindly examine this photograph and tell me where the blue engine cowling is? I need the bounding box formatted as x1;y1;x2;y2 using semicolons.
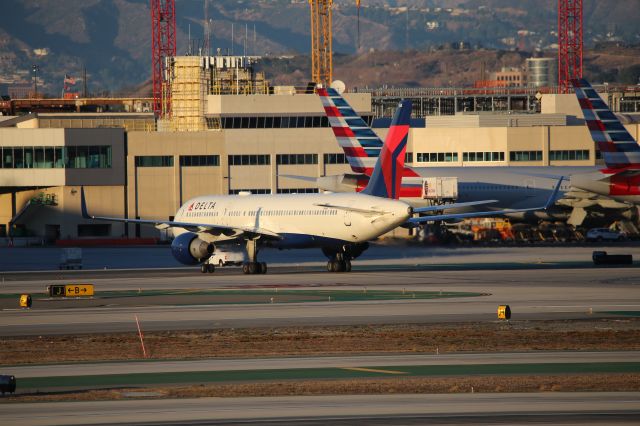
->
171;232;214;265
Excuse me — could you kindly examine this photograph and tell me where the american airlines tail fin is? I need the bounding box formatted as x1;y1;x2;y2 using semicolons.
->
572;78;640;169
361;100;412;199
317;87;383;175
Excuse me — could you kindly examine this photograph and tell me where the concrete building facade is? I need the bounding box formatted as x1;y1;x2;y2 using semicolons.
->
1;90;638;241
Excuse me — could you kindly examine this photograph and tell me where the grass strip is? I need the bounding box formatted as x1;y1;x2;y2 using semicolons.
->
17;362;640;390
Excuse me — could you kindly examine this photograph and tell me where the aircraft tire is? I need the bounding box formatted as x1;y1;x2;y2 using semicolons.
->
242;263;249;274
200;264;208;274
260;262;267;274
345;260;352;272
327;261;334;272
332;260;344;273
207;264;215;273
248;262;258;274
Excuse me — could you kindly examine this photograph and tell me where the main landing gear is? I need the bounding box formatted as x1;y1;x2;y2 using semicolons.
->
327;257;351;273
242;239;267;274
323;243;368;273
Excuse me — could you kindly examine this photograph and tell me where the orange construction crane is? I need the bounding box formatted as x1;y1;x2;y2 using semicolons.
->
308;1;361;86
309;0;333;86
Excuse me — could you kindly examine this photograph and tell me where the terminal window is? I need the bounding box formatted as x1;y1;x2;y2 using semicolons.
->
228;155;271;166
276;154;318;165
509;151;543;162
463;152;505;162
277;188;319;194
229;188;271;194
323;153;348;164
77;224;111;237
135;156;174;167
1;146;112;169
221;116;330;129
549;150;589;161
179;155;219;167
417;152;459;162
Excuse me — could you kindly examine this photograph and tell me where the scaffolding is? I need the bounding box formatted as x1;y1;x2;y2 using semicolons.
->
168;56;207;132
160;55;270;131
209;56;268;95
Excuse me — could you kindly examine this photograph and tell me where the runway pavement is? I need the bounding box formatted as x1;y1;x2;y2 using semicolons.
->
1;265;640;335
2;393;639;425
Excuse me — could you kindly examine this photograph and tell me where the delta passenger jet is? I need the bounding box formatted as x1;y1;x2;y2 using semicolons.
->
82;100;558;274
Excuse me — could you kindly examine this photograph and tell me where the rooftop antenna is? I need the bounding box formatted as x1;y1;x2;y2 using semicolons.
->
188;23;192;55
244;23;248;57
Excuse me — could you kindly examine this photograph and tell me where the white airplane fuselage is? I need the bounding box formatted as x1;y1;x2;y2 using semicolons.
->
172;192;412;249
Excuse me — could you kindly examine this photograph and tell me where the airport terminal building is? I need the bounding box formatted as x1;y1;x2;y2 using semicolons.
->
1;58;639;241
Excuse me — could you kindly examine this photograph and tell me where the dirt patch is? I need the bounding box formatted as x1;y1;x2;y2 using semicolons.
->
5;374;640;403
2;318;639;365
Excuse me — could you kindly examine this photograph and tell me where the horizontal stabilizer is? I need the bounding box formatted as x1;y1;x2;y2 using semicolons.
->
408;178;563;223
277;174;318;183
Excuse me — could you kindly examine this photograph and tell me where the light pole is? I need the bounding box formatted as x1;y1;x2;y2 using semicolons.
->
32;64;39;98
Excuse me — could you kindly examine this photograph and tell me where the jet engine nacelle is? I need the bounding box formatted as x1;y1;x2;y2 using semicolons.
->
316;174;363;193
170;232;214;265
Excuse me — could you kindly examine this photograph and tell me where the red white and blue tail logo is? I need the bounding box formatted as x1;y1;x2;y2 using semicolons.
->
572;78;640;170
361;100;412;199
318;87;384;175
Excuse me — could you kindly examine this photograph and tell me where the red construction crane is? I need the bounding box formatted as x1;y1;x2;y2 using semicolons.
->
558;0;583;93
151;0;176;118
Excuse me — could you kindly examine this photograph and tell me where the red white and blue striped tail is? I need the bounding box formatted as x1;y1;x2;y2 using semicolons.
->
361;100;412;199
317;87;383;176
572;78;640;170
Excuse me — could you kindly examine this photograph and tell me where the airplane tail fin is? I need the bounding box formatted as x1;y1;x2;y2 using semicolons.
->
572;78;640;169
361;100;412;199
317;87;383;176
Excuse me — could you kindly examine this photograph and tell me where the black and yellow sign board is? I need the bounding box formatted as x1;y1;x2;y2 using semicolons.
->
497;304;511;320
19;294;32;308
48;284;94;298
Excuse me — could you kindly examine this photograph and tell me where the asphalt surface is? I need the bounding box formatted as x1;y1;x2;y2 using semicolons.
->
1;243;639;272
2;393;639;425
1;264;639;335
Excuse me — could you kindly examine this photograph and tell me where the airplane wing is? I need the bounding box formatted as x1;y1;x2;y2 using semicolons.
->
413;200;497;214
408;178;563;224
278;174;319;183
81;188;282;240
312;203;391;215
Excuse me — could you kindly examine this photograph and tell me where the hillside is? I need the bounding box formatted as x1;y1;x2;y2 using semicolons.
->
1;0;639;94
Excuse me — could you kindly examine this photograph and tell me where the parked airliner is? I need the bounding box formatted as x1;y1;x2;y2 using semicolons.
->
82;100;558;274
569;78;640;204
313;86;593;220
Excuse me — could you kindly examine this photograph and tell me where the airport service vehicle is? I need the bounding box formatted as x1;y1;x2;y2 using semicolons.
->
82;100;557;274
568;78;640;205
202;249;245;272
585;228;624;242
59;247;82;270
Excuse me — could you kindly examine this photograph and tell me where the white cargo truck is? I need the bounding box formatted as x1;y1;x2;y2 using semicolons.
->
59;248;82;270
422;177;458;200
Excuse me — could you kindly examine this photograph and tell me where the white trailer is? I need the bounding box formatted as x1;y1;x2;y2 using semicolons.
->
422;177;458;200
59;248;83;270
